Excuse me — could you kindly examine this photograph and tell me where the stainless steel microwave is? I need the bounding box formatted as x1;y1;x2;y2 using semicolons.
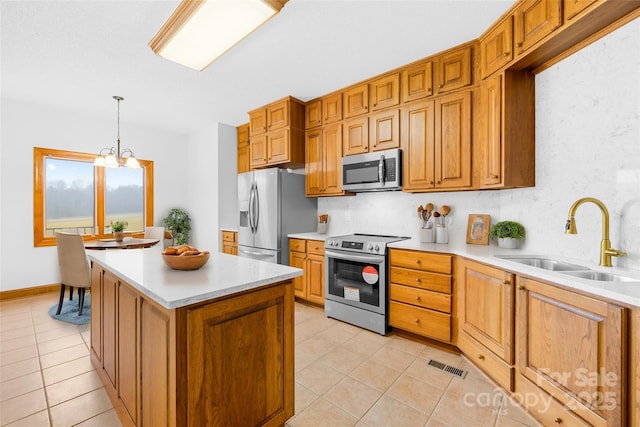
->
342;148;402;192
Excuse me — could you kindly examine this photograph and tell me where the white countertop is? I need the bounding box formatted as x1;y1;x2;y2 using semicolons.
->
389;239;640;307
88;249;302;309
288;232;328;241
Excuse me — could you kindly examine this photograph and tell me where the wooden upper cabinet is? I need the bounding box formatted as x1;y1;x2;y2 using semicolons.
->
249;107;267;136
249;134;268;168
564;0;599;23
305;99;322;129
237;123;250;174
401;61;433;103
267;98;290;131
435;45;472;94
343;83;369;118
322;93;343;125
268;129;291;164
435;90;472;189
370;73;400;111
480;17;513;79
513;0;561;56
343;116;369;156
402;100;435;191
369;108;400;152
305;129;323;195
306;124;343;197
480;75;502;187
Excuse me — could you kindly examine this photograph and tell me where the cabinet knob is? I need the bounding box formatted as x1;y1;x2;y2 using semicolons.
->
414;318;420;323
490;174;499;179
503;52;510;57
517;41;523;47
427;88;432;93
502;279;510;285
516;284;525;290
437;180;441;184
478;354;485;361
415;296;421;301
415;278;421;282
554;418;562;424
438;84;443;88
415;259;421;264
429;181;434;185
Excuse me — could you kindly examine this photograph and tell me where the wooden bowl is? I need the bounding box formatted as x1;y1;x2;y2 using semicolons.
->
162;251;210;270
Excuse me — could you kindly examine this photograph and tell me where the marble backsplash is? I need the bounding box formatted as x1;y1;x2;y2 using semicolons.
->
318;19;640;270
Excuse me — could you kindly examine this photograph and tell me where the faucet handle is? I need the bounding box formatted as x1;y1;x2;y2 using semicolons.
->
605;248;627;258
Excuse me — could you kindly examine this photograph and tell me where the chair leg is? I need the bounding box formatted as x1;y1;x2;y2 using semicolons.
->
69;286;74;301
78;288;85;316
56;284;66;315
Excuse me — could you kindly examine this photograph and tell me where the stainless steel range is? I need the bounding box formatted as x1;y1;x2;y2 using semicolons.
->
324;233;409;335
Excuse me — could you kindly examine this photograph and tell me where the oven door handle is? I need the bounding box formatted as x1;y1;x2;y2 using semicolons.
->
325;249;385;264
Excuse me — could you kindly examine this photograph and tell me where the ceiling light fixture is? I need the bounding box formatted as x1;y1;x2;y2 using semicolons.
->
149;0;287;71
94;96;140;169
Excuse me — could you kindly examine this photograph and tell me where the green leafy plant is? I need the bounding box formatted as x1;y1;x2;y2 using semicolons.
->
163;208;191;245
489;221;526;240
110;220;128;232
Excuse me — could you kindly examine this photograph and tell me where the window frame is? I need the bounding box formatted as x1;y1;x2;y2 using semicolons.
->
34;147;154;247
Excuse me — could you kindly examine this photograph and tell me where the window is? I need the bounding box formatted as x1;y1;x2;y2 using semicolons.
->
34;147;154;247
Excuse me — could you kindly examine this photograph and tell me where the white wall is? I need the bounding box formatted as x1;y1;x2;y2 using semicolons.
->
318;19;640;270
0;98;190;291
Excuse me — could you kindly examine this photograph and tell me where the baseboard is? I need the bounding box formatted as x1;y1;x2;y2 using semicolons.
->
0;284;59;301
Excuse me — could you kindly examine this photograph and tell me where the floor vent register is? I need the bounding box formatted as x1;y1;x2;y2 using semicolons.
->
426;359;467;378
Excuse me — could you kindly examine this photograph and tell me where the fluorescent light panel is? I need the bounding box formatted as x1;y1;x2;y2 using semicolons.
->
151;0;283;71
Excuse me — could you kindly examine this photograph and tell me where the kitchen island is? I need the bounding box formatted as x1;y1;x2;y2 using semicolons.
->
87;249;301;427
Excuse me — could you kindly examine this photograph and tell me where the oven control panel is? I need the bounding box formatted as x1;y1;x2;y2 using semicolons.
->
326;240;384;253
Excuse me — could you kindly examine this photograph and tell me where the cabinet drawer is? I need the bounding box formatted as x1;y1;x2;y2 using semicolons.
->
306;240;324;256
458;332;514;392
390;249;452;274
389;284;451;314
389;267;451;294
289;239;306;253
389;301;450;342
221;231;236;243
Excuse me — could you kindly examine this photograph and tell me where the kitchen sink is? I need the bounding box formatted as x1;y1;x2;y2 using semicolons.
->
561;270;640;283
496;255;589;271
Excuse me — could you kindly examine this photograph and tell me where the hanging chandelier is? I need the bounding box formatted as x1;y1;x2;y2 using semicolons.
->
94;96;140;169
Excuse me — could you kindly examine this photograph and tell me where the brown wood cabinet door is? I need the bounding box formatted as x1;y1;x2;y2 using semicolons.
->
460;259;514;363
249;134;268;168
237;123;250;173
435;46;472;94
222;241;236;255
401;61;433;103
323;124;343;195
249;108;267;136
118;284;139;424
402;100;435;191
369;108;400;152
343;116;369;156
370;73;400;111
322;93;343;124
290;250;307;299
306;254;324;305
305;99;322;129
102;270;117;388
186;285;293;426
90;265;102;363
514;0;562;55
564;0;599;22
343;83;369;118
268;129;290;164
516;277;625;427
267;98;289;131
481;74;503;186
481;17;513;79
305;129;323;195
435;90;472;189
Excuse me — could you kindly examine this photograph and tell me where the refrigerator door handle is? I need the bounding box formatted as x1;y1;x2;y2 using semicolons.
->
253;184;260;233
239;248;274;258
248;183;256;234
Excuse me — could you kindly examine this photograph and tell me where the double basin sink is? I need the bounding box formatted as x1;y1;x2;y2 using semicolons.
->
496;255;640;283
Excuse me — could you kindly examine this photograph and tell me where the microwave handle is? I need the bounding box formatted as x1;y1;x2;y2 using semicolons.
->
378;154;385;185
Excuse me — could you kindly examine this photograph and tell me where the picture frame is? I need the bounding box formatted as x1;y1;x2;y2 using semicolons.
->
466;214;490;245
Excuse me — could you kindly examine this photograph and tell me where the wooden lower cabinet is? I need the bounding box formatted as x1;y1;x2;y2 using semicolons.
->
90;263;294;427
388;249;453;342
221;230;237;255
289;238;324;305
515;276;626;427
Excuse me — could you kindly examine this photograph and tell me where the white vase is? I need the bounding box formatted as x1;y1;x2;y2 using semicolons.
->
498;237;521;249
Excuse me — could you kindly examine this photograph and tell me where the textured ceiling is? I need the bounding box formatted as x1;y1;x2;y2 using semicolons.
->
1;0;515;135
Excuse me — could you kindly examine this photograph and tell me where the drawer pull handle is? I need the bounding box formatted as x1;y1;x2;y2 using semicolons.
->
554;418;562;424
478;355;485;361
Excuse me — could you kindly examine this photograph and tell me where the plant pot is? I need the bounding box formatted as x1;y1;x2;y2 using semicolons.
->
114;231;125;242
498;237;522;249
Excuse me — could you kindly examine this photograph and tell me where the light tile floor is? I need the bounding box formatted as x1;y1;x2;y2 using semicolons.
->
0;292;541;427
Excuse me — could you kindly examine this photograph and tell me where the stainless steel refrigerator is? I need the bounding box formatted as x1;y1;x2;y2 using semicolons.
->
238;168;317;264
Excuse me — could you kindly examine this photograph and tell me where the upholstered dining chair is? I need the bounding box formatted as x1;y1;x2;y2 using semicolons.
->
55;232;91;316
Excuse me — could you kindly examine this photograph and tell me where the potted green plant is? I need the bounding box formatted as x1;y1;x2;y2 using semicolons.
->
489;220;526;249
110;220;128;242
163;208;191;245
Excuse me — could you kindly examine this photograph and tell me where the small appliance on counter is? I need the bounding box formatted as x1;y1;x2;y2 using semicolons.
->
324;233;409;335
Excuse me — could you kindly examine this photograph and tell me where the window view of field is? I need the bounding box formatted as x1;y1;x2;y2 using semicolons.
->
44;158;144;236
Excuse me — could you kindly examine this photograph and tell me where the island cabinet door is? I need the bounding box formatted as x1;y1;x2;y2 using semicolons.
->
118;284;139;425
181;282;294;427
102;270;118;388
90;263;103;364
